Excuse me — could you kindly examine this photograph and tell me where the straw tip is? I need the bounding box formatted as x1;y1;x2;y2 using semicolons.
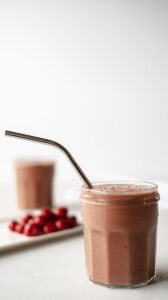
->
5;130;10;136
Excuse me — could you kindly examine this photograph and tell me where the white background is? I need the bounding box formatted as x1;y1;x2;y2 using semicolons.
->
0;0;168;195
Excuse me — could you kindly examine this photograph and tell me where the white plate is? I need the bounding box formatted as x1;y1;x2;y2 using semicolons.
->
0;219;83;252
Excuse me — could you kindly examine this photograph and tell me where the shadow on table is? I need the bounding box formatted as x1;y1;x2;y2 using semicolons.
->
150;268;168;285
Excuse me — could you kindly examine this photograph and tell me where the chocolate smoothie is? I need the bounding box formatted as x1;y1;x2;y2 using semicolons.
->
81;181;159;287
15;160;55;209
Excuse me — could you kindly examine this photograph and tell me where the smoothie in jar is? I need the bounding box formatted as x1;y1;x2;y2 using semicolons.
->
81;181;159;287
15;160;55;209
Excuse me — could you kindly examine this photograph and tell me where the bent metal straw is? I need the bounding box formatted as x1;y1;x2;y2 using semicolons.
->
5;130;93;189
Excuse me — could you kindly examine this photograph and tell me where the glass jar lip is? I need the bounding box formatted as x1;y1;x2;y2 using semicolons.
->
82;181;158;196
15;159;55;167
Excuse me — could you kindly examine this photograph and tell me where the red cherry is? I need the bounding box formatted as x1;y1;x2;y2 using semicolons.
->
8;220;18;231
43;221;56;234
55;207;68;218
67;216;78;228
55;218;68;231
15;223;25;234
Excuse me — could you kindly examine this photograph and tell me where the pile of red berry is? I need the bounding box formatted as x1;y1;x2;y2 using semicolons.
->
8;207;78;237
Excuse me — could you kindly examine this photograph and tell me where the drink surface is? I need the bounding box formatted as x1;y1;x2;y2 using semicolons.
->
82;182;159;205
92;183;155;193
16;159;54;167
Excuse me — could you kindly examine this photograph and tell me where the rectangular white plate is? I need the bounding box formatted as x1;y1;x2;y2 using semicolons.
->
0;219;83;252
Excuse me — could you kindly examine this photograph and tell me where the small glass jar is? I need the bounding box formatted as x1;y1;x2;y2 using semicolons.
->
15;160;55;209
81;181;159;287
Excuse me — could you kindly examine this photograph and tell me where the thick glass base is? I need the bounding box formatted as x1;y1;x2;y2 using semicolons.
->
90;273;156;288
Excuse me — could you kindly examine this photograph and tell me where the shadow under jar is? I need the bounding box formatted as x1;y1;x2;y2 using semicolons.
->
81;181;160;287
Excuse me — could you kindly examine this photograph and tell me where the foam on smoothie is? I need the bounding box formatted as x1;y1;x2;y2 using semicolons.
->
93;183;154;194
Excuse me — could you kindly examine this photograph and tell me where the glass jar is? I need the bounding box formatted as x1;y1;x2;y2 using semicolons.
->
15;160;55;209
81;181;159;287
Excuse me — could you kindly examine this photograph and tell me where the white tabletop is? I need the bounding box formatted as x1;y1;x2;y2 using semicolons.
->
0;182;168;300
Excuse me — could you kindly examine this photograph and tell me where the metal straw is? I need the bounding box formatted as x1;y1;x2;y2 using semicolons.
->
5;130;93;189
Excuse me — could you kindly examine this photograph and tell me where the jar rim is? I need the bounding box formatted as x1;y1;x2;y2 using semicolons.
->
82;181;158;196
15;159;55;167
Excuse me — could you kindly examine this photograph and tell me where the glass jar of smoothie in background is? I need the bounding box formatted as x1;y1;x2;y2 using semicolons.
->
81;181;159;287
15;160;55;209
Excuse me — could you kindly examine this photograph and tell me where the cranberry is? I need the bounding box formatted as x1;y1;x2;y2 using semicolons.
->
24;223;41;237
67;216;78;228
54;213;66;221
55;207;68;218
55;218;68;231
41;208;54;220
8;220;18;231
21;214;33;225
8;205;78;236
43;221;56;234
15;223;25;234
33;215;47;227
